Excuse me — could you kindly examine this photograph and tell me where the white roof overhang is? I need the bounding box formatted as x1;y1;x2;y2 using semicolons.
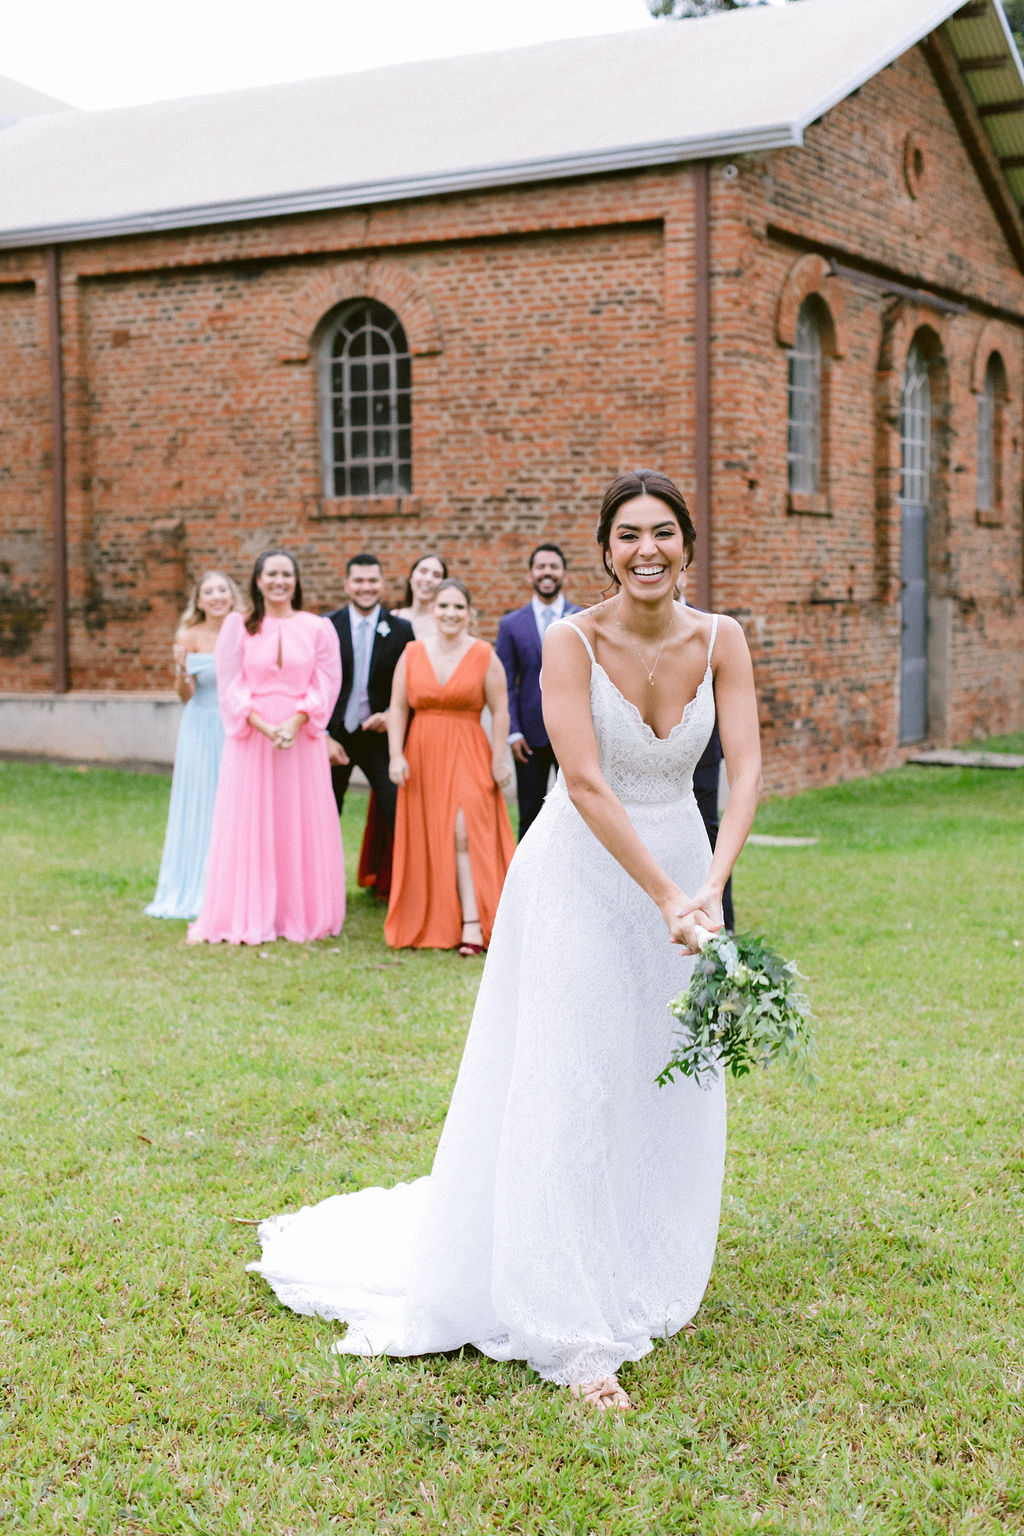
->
0;0;1019;251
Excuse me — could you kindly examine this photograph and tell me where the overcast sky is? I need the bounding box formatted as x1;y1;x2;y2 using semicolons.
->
7;0;661;112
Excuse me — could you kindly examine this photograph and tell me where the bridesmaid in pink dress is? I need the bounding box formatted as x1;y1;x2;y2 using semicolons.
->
188;549;345;945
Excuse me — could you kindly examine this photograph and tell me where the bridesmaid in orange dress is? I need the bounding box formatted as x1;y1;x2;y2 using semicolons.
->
385;579;514;955
356;553;449;900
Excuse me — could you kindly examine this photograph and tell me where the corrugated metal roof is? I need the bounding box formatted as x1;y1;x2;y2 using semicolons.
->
945;1;1024;210
0;0;1011;250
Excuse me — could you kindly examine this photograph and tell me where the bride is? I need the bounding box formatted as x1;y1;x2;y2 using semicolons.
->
249;468;761;1410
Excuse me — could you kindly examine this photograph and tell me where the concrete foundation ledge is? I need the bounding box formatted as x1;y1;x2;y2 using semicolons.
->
0;692;376;788
0;692;184;767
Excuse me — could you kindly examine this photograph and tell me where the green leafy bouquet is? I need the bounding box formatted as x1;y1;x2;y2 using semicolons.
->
657;929;817;1088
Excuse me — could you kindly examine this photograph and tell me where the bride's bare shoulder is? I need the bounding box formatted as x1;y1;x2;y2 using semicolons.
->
565;599;616;640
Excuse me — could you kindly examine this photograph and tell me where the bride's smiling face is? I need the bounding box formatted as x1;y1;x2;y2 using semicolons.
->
607;494;686;599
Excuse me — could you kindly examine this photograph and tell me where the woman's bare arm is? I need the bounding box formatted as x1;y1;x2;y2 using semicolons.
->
483;650;512;786
685;616;761;926
387;650;410;784
172;630;195;702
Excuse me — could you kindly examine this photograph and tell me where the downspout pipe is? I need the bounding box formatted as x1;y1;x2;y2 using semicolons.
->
693;160;712;613
46;245;68;692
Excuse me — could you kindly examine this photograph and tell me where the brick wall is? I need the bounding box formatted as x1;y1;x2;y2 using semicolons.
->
1;38;1022;792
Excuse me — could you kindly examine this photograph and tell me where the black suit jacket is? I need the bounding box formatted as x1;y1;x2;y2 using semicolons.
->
326;605;415;740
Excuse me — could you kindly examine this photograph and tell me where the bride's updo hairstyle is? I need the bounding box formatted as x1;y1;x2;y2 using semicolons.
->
246;548;304;634
596;468;696;586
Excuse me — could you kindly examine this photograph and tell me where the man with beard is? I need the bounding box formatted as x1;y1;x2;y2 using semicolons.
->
326;553;414;834
495;544;582;841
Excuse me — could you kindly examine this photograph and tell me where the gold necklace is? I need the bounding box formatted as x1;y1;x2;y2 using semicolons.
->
616;609;677;687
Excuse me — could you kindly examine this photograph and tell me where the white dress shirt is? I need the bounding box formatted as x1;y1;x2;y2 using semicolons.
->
348;603;380;728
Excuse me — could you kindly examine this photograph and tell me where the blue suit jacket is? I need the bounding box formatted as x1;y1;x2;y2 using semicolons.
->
495;600;583;749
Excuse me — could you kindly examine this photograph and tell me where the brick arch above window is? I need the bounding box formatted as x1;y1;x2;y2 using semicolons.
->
775;253;847;359
279;259;443;363
876;303;953;423
969;318;1021;400
873;305;954;600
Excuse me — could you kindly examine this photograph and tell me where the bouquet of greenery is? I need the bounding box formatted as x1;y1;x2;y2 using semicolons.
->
657;929;817;1089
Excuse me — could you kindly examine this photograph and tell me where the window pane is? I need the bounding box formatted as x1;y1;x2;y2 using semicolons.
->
322;300;412;497
786;304;821;496
900;345;930;504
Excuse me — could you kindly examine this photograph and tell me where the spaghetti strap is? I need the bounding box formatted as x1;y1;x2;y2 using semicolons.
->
706;613;719;667
556;618;596;664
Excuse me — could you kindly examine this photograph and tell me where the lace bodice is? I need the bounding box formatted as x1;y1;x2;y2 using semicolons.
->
553;616;718;804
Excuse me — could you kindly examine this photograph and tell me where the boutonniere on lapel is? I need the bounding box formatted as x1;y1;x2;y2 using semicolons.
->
376;621;391;638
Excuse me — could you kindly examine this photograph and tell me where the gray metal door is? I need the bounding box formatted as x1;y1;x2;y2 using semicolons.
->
899;345;930;744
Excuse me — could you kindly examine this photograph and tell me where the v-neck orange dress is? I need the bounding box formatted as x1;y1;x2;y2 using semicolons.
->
385;639;514;950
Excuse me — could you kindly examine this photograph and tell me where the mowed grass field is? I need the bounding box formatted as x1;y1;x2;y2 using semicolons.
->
1;745;1022;1535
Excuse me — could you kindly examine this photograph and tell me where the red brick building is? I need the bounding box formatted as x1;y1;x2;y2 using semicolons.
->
1;0;1023;791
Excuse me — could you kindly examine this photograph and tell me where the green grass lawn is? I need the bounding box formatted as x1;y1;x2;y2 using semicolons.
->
1;748;1022;1535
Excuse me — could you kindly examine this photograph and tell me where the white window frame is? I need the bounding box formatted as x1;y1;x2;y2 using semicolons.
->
320;301;412;498
787;303;823;497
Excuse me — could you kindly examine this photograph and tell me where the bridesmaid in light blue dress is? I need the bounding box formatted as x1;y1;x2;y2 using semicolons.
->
147;570;244;920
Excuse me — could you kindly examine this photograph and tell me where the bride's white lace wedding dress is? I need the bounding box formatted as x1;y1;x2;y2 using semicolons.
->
249;617;726;1386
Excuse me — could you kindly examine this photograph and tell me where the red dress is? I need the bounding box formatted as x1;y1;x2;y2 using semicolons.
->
384;640;514;949
357;793;393;900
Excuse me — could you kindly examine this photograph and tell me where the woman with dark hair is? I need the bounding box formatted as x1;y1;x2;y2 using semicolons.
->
384;578;514;953
392;552;449;639
250;472;760;1411
188;549;345;945
147;570;245;920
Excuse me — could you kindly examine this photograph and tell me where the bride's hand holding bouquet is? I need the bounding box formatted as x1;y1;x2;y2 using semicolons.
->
660;880;724;955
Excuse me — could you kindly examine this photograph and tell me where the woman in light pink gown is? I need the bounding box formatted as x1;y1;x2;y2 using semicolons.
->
188;549;345;946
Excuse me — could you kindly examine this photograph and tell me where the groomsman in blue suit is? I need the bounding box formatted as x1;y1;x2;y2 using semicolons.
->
496;544;583;840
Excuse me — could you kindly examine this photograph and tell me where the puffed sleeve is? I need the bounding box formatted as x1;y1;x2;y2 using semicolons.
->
295;615;342;737
216;612;255;739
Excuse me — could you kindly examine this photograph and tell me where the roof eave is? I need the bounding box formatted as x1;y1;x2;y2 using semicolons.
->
0;123;802;252
791;0;964;135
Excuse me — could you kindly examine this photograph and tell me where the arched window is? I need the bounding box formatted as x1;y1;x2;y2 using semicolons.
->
786;301;823;497
976;352;1006;516
900;342;931;506
320;301;411;497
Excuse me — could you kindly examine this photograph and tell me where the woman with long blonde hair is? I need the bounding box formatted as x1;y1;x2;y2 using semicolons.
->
146;569;244;920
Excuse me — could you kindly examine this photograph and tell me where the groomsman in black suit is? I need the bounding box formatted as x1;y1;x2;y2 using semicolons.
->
496;543;583;841
326;553;414;830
